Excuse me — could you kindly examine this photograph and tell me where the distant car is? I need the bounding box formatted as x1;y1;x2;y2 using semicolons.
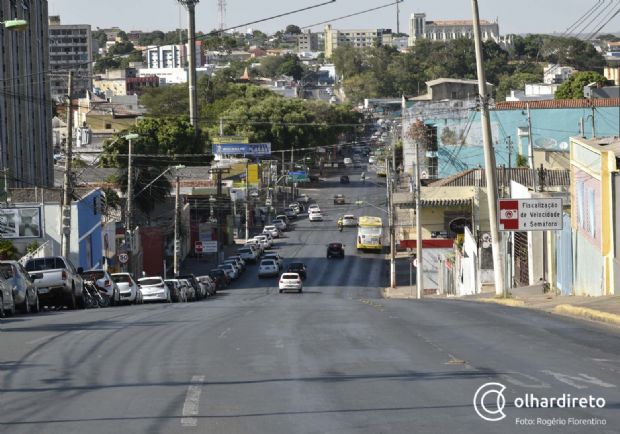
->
307;203;320;213
333;194;345;205
342;214;357;227
228;255;247;271
208;269;230;289
176;274;206;299
164;279;187;302
178;279;196;301
297;194;310;203
368;156;376;164
223;259;243;276
263;252;284;269
0;260;40;313
340;175;350;184
271;219;287;232
196;275;217;296
308;210;323;221
82;269;120;305
111;272;142;304
327;242;345;258
238;247;259;263
288;203;301;214
286;262;307;280
258;259;279;278
253;234;272;249
218;263;239;280
263;225;281;238
279;273;303;293
138;276;171;303
284;208;297;219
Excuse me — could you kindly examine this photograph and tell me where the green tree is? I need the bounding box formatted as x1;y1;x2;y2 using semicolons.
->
94;56;122;73
140;84;188;118
278;54;304;80
495;72;542;101
0;240;18;260
108;40;135;56
285;25;302;34
555;71;607;99
342;71;379;104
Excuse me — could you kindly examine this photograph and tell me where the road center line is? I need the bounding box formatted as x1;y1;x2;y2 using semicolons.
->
25;334;57;345
181;375;205;427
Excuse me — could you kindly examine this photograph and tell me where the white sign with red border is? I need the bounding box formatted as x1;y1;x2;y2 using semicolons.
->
499;198;563;231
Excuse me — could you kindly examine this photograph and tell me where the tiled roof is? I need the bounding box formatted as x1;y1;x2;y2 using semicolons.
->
494;98;620;110
394;186;475;208
430;168;571;187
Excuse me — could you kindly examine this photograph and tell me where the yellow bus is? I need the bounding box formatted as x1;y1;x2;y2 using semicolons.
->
357;216;383;251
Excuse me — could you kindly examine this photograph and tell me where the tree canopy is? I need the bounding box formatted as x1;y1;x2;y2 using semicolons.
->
555;71;608;99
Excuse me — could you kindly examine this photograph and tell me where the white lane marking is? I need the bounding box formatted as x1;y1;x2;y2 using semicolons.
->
541;370;616;390
501;372;550;389
181;375;205;427
218;328;231;339
26;335;57;345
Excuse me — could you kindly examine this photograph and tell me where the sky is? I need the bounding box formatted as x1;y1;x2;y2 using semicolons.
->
48;0;620;36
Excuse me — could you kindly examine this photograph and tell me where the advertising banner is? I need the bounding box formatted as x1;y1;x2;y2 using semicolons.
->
211;143;271;156
0;207;42;238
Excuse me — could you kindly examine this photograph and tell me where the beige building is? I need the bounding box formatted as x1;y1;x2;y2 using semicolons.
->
1;0;54;188
324;25;392;59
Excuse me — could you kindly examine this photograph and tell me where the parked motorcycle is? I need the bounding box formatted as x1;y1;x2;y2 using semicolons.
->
82;281;109;308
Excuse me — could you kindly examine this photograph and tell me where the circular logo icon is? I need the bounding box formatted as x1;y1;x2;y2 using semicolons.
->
118;252;129;264
473;382;507;422
504;210;514;219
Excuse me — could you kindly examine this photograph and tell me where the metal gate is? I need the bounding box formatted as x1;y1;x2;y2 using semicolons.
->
555;214;573;295
513;231;529;287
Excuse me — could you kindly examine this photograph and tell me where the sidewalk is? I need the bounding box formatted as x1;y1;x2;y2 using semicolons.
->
383;282;620;327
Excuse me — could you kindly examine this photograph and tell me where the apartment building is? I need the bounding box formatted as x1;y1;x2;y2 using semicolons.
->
324;25;392;58
0;0;54;188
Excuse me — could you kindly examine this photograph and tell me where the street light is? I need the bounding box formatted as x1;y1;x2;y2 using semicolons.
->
134;165;185;198
1;19;28;31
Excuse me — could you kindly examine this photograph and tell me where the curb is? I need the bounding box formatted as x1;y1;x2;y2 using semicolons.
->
474;298;526;307
553;304;620;326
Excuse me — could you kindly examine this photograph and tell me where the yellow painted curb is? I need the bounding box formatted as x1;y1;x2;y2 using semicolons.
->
553;304;620;326
475;298;526;307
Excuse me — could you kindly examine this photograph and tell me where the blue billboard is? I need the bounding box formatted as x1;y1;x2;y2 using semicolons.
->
212;143;271;156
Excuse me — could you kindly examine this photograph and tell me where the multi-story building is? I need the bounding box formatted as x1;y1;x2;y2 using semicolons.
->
297;30;320;52
543;64;574;84
93;69;159;97
0;0;54;188
324;25;392;58
408;13;500;46
48;16;93;101
145;43;203;69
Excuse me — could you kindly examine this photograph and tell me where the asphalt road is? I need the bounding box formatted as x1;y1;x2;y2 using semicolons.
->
1;169;619;434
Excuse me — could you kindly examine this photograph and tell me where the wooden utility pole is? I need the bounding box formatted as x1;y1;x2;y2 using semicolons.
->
61;71;74;258
173;175;181;275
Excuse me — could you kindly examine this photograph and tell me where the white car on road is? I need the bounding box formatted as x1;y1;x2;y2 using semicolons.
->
309;210;323;221
111;272;142;304
258;259;279;278
279;273;303;293
263;225;280;238
137;276;171;303
342;215;357;227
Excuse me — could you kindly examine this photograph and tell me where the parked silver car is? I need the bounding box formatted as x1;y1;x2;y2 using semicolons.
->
0;260;40;313
137;276;171;303
0;275;16;317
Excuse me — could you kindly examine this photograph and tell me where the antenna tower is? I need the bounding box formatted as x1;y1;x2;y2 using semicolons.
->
218;0;227;33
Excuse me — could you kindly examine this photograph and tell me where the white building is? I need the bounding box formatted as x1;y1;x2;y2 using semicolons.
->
145;43;202;69
505;83;560;101
48;16;93;101
324;25;392;58
408;13;500;46
543;64;575;84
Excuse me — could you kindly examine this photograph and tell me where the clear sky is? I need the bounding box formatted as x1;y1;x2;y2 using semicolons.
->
48;0;620;36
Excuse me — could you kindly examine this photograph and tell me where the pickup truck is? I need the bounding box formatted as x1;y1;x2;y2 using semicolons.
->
24;256;84;309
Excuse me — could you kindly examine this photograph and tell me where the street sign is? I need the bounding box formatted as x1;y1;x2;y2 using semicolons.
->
499;198;563;231
118;252;129;264
194;241;203;253
212;136;249;144
202;240;218;253
212;143;271;156
287;171;309;182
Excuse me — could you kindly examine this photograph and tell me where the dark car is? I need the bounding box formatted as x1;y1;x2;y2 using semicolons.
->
340;175;350;184
176;274;206;299
208;269;230;289
327;242;345;258
286;262;307;280
333;194;345;205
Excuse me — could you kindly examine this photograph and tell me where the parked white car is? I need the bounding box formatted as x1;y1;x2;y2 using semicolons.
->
137;276;171;303
263;252;284;269
111;272;142;304
271;219;287;232
263;225;280;238
237;247;259;263
245;239;264;254
297;194;310;203
279;273;303;293
218;263;239;280
308;210;323;221
308;203;320;212
258;259;279;278
253;235;272;249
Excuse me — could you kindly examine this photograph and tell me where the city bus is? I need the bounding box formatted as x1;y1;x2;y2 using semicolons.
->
357;216;383;252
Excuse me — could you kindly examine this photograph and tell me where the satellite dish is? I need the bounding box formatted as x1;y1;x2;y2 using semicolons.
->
559;142;569;150
421;170;429;179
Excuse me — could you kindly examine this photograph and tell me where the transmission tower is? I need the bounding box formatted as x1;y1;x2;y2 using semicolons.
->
217;0;227;33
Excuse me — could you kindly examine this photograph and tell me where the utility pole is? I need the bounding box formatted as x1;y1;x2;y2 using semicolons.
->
506;136;513;197
178;0;199;135
209;167;230;263
124;133;139;250
387;158;396;288
173;175;181;275
471;0;505;298
61;71;74;258
414;137;423;299
526;103;538;192
396;0;400;34
245;160;250;240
